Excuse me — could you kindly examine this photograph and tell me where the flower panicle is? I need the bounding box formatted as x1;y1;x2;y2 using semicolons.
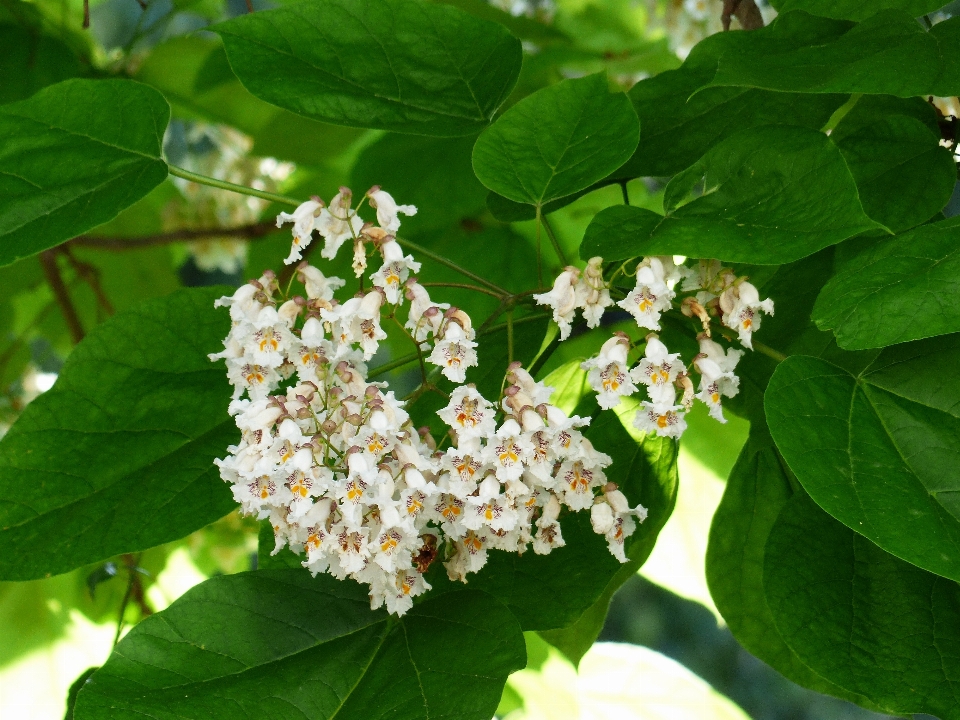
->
209;187;646;616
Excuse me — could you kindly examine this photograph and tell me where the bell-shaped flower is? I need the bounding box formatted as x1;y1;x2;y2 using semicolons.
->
693;336;742;422
298;264;344;301
370;239;421;304
630;335;685;404
427;322;478;382
534;267;580;340
367;187;417;233
317;188;364;260
277;200;323;265
577;256;612;328
437;385;497;440
581;334;638;410
720;281;774;349
633;383;687;439
484;419;533;482
617;257;675;330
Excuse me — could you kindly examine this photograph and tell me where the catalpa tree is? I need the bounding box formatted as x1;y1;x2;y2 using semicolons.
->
1;0;959;718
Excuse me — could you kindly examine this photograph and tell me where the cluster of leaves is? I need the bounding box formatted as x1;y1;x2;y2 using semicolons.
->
2;0;960;718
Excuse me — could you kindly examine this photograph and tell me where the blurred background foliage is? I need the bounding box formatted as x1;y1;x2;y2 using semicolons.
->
0;0;945;716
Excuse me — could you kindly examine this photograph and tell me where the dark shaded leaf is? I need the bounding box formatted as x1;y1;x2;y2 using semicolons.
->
813;216;960;349
472;73;639;206
709;10;960;97
214;0;522;137
74;570;525;720
580;126;882;265
0;79;169;266
765;336;960;582
705;425;879;707
0;288;236;580
764;493;960;716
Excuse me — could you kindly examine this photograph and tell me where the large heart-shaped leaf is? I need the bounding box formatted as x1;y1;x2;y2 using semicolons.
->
580;126;883;265
615;30;845;179
705;426;879;707
0;78;169;266
0;287;235;580
213;0;521;137
765;337;960;582
772;0;951;22
830;98;955;232
472;73;639;207
813;217;960;349
764;493;960;717
709;10;960;97
73;570;525;720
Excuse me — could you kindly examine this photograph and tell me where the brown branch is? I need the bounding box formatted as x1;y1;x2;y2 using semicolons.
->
69;221;279;251
82;0;90;28
40;250;85;344
63;247;115;317
722;0;764;31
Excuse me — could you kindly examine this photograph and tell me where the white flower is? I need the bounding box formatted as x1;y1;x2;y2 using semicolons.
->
630;335;685;404
633;384;687;439
720;281;774;349
370;240;421;304
617;257;675;330
485;419;533;482
534;267;580;340
277;200;322;265
581;334;638;410
367;188;417;233
298;264;344;301
427;322;477;382
437;386;497;440
693;336;742;422
577;256;612;328
558;458;603;511
405;281;448;341
317;188;364;260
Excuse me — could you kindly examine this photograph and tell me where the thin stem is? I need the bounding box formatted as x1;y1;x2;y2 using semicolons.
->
419;282;504;299
71;221;278;250
167;164;301;208
753;340;787;363
506;309;514;365
395;237;509;296
391;317;428;384
63;248;114;317
368;351;422;378
620;181;630;205
40;250;84;344
541;215;567;266
534;207;544;287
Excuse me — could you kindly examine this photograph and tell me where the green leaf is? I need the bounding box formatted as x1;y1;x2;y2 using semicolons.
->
830;100;955;232
581;126;883;265
472;73;639;207
579;205;661;262
764;493;960;716
74;570;525;720
813;216;960;349
0;78;169;266
135;38;364;167
709;10;960;97
615;30;846;179
0;24;83;105
351;134;488;234
0;287;236;580
213;0;521;137
705;426;877;706
772;0;950;22
765;337;960;583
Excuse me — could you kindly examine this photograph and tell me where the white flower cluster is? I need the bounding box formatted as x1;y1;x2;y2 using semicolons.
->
536;257;774;438
209;187;646;615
